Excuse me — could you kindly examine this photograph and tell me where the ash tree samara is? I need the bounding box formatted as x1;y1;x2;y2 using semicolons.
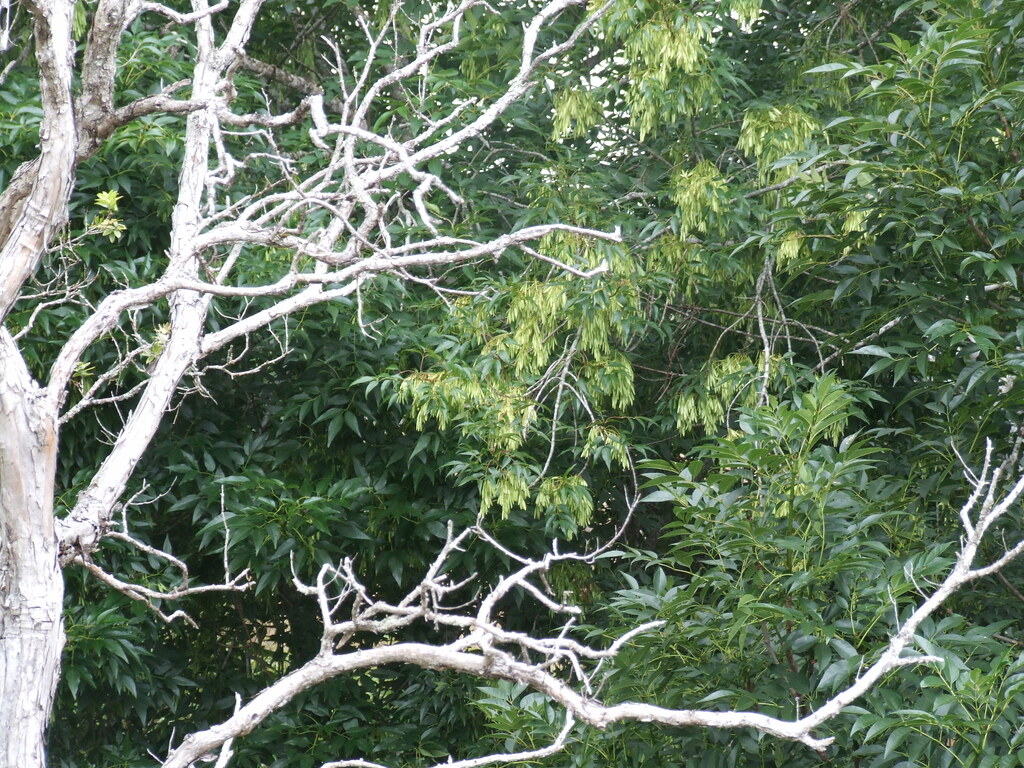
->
2;1;1024;767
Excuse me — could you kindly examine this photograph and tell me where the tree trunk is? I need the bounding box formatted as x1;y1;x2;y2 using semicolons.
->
0;0;74;762
0;331;63;768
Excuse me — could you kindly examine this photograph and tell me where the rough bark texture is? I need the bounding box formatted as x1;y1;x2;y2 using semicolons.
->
0;0;75;322
0;332;63;768
0;1;74;765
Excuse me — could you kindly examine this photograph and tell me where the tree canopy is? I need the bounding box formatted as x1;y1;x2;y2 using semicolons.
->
3;0;1024;767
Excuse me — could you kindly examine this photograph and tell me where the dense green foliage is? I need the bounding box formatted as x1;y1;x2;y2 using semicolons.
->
4;0;1024;765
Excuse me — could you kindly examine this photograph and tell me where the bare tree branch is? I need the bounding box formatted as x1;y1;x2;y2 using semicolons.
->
74;555;251;627
50;0;618;567
0;0;76;320
155;441;1024;766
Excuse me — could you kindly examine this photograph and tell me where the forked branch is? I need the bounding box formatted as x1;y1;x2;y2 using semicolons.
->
161;443;1024;766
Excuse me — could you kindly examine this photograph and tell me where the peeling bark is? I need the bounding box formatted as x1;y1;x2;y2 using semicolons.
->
0;2;75;766
0;331;63;768
0;0;76;322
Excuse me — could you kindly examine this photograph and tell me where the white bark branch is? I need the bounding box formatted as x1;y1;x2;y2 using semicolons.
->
48;0;617;580
321;714;576;768
140;0;228;25
74;555;251;627
0;0;76;321
158;444;1024;765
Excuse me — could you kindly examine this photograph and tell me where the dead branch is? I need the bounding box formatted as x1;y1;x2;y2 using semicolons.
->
160;441;1024;766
